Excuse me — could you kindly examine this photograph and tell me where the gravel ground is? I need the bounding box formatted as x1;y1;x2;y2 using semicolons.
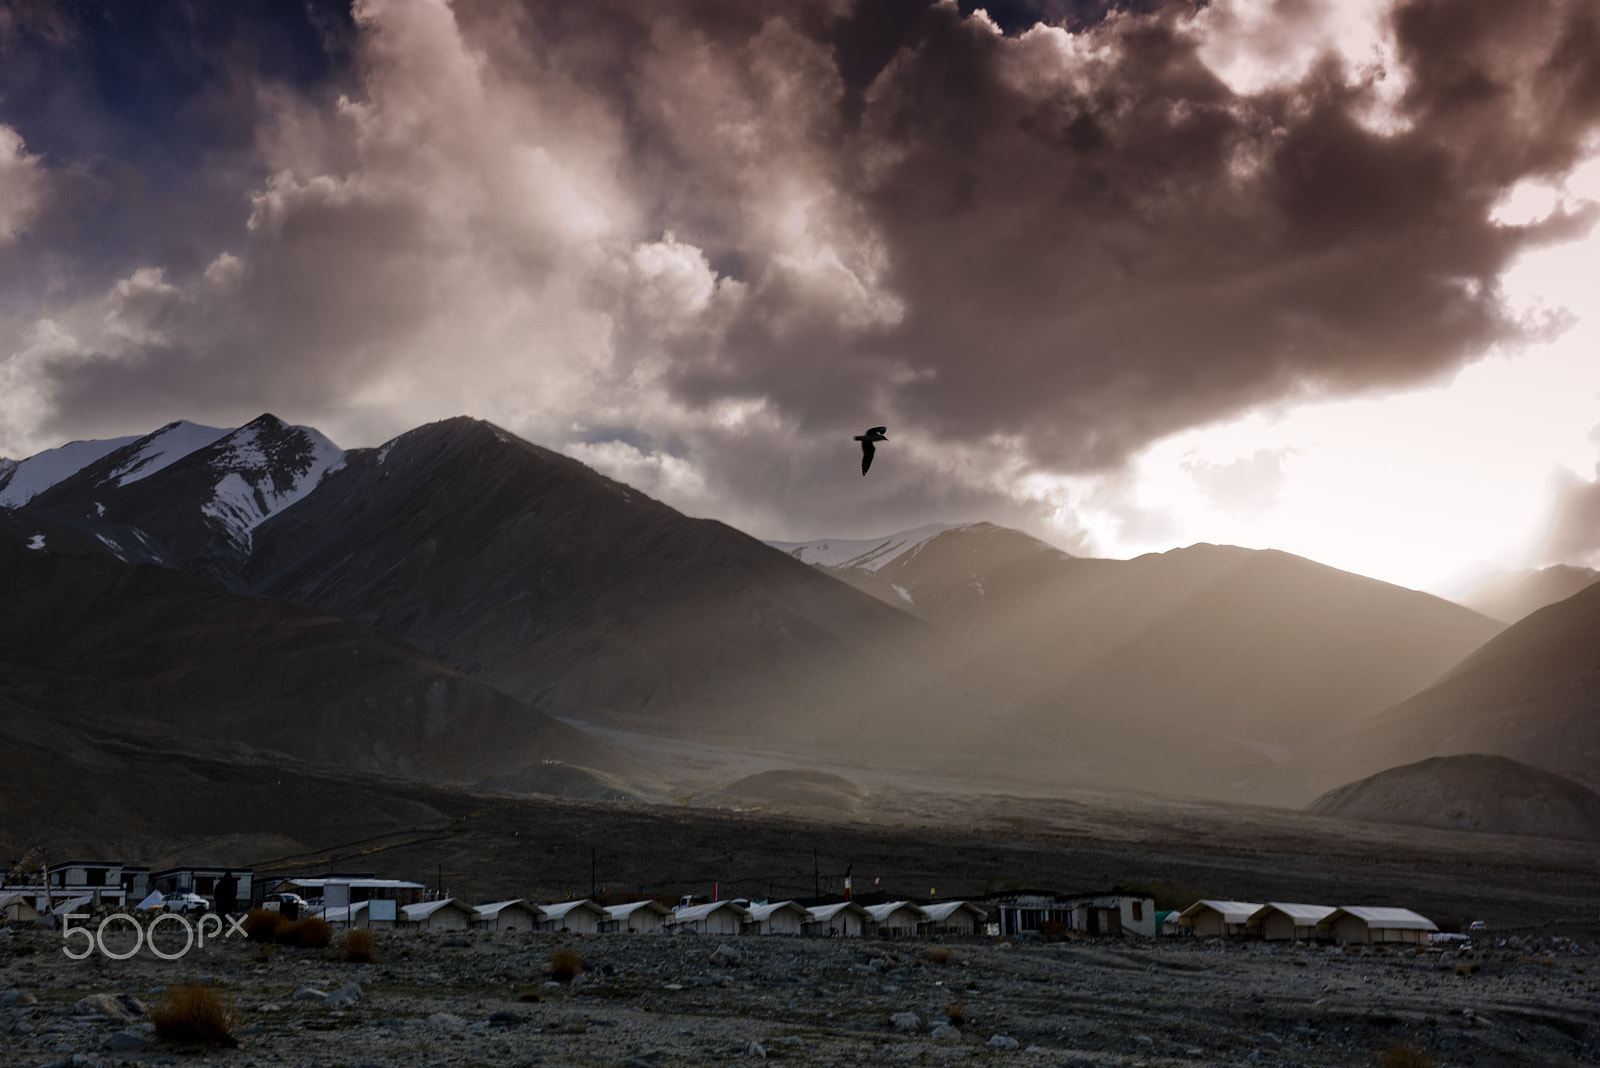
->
5;921;1600;1068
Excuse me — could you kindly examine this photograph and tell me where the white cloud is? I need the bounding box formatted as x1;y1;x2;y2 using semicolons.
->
0;124;45;244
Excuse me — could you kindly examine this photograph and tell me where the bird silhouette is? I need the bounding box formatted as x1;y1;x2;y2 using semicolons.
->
854;426;888;475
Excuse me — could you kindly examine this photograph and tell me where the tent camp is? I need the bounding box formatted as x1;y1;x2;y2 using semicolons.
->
1317;907;1438;945
1177;900;1263;938
402;898;476;930
803;901;873;937
920;901;988;936
0;893;41;924
605;900;673;933
669;900;750;935
742;901;810;935
1248;903;1336;941
540;900;608;933
474;900;544;930
865;901;928;937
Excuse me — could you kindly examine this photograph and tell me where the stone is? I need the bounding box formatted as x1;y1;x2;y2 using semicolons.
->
324;982;362;1008
930;1024;961;1040
746;1040;767;1059
69;993;145;1019
292;987;328;1001
710;944;742;967
987;1034;1020;1050
104;1030;146;1052
427;1012;465;1030
0;989;37;1006
775;1035;805;1046
489;1010;524;1026
555;1012;588;1034
891;1011;921;1032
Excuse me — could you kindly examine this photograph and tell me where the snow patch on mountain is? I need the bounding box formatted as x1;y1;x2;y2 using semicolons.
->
110;420;230;487
0;434;141;507
198;421;345;549
766;523;964;572
26;533;44;550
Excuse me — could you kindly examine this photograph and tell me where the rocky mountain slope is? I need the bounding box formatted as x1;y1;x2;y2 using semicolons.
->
1456;564;1600;624
775;523;1503;745
0;534;645;792
1308;754;1600;840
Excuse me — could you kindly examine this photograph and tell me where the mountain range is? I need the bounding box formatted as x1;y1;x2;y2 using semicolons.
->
4;413;1598;834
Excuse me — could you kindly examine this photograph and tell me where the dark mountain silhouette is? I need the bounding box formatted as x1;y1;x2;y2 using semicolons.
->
1309;755;1600;840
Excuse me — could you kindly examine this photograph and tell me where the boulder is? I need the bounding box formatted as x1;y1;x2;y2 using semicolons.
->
324;983;362;1008
69;993;145;1019
891;1011;921;1032
709;944;742;967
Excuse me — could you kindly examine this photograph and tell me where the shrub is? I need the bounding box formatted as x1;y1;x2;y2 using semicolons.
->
344;926;377;963
282;915;333;949
1377;1043;1435;1068
241;908;291;944
550;946;583;982
150;984;240;1047
945;1001;968;1027
927;946;951;965
1455;959;1481;977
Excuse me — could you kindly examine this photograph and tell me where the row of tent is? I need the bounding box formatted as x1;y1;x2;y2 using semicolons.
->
1171;901;1439;944
322;896;990;937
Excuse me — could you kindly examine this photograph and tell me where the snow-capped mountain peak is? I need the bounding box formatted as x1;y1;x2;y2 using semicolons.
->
108;420;231;487
197;416;344;549
765;522;965;572
0;433;142;507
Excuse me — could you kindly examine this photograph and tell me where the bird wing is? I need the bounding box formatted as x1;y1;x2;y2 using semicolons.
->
867;426;887;437
860;440;875;475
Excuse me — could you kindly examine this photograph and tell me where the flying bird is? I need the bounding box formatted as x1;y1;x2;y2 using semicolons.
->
854;426;888;475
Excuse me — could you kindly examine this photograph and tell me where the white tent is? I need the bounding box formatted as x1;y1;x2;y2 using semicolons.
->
865;901;928;937
920;901;987;935
540;900;608;933
669;900;750;935
473;900;544;930
1248;903;1335;941
402;898;476;930
1177;900;1262;938
605;900;673;933
1318;907;1438;945
742;901;809;935
135;890;165;911
803;901;872;937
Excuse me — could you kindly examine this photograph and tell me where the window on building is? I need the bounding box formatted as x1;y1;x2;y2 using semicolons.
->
85;869;106;887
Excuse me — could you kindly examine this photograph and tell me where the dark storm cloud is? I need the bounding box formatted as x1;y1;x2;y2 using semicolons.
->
4;0;1600;541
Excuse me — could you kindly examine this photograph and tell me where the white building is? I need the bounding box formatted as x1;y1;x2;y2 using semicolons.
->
44;861;149;908
402;898;476;930
1318;907;1438;945
474;899;544;930
605;900;673;933
803;901;873;937
540;900;608;933
1178;900;1263;938
670;900;750;935
1248;903;1336;942
743;901;810;935
865;901;928;937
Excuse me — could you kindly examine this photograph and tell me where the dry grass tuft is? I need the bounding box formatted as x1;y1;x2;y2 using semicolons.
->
150;984;240;1047
254;942;275;963
1377;1042;1435;1067
550;946;583;982
344;926;377;963
282;915;333;948
242;908;291;943
1455;959;1482;977
945;1000;968;1027
927;946;951;965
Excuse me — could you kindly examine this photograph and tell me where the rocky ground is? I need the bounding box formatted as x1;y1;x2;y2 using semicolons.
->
5;921;1600;1068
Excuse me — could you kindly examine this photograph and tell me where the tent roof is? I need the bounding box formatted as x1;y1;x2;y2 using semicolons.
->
1179;900;1263;924
1324;906;1438;931
475;899;542;919
540;899;606;919
745;901;809;921
805;901;870;921
865;901;929;921
606;900;672;919
672;900;751;922
402;898;473;919
1251;903;1337;925
921;901;985;922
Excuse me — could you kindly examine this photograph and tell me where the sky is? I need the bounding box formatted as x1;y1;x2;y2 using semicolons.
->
1;0;1599;592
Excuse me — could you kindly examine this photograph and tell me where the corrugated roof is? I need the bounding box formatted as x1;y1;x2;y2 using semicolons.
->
1179;900;1263;924
1251;903;1336;926
1325;906;1438;931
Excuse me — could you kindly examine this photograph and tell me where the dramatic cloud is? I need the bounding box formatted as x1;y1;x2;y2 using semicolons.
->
0;124;44;244
2;0;1600;544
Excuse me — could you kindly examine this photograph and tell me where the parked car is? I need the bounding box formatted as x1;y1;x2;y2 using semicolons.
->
261;892;309;915
162;891;211;915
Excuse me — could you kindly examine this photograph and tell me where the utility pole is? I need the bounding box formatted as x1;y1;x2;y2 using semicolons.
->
813;847;820;898
590;846;597;902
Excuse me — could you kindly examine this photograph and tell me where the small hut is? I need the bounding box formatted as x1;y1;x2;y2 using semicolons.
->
669;900;750;935
1317;907;1437;945
1248;903;1335;942
804;901;873;937
920;901;988;936
540;899;608;933
403;898;476;930
605;900;673;933
743;901;810;935
1177;900;1262;938
474;899;544;930
0;893;42;924
866;901;928;937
